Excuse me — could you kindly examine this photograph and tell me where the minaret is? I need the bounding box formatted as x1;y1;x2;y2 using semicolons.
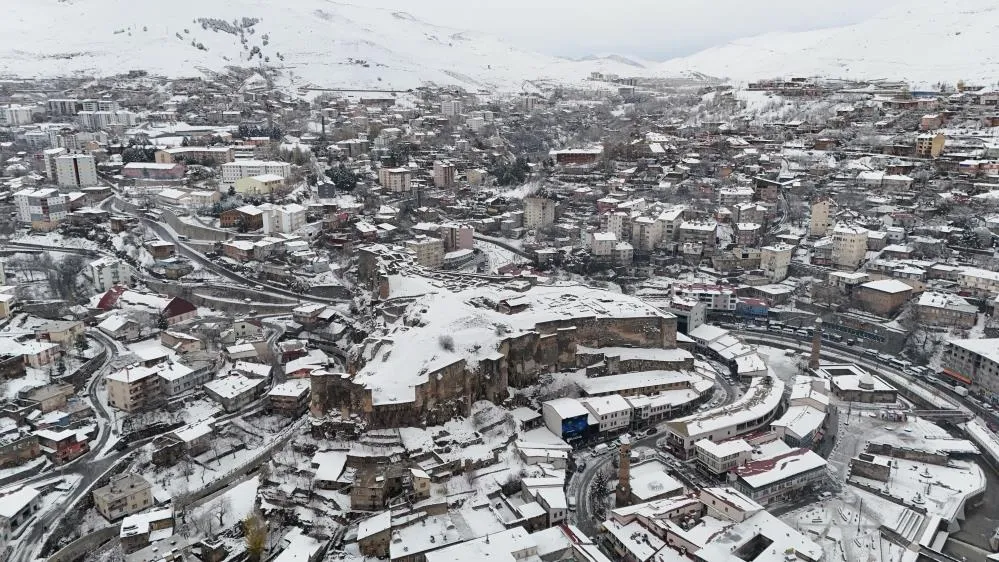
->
809;317;823;370
615;434;632;507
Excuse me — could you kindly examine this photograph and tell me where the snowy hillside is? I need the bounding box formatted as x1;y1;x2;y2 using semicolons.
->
0;0;646;90
657;0;999;87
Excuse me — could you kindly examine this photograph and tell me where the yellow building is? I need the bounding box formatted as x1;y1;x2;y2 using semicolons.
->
916;133;945;158
234;173;285;195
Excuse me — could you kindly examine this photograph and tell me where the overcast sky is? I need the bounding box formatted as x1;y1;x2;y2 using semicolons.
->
365;0;896;60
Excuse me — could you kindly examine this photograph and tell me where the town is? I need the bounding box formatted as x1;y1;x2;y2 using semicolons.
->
0;39;998;562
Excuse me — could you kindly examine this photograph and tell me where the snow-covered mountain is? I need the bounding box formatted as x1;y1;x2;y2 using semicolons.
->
0;0;648;90
656;0;999;87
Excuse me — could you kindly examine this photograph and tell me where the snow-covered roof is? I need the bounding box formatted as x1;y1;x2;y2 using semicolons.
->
543;398;589;420
0;487;40;518
579;370;700;396
771;405;826;440
268;379;310;398
860;279;912;294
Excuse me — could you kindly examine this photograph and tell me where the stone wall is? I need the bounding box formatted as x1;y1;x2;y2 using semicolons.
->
144;280;298;315
313;313;681;428
158;208;233;242
46;526;118;562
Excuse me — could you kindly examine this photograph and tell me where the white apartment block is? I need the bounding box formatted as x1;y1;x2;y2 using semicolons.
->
14;188;68;227
831;223;869;270
221;160;291;186
0;105;35;126
760;244;793;282
260;203;307;235
405;236;444;269
579;395;632;433
87;258;133;292
55;153;99;188
81;99;119;112
77;110;136;130
524;196;556;229
378;167;412;192
441;100;463;117
43;147;67;180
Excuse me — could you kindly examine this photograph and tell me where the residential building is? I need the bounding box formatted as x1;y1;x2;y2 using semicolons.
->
260;203;306;235
14;188;68;229
87;257;133;292
122;162;186;181
42;147;67;180
759;244;793;282
916;291;977;328
916;132;946;158
92;474;153;521
267;379;311;416
677;221;717;250
155;146;234;164
831;223;869;270
524;195;557;230
440;224;474;252
433;160;456;188
55;153;98;188
35;428;89;464
0;487;42;539
941;338;999;398
405;236;444;269
378;167;412;192
221;160;291;187
0;105;34;126
440;99;462;117
106;365;164;412
203;375;266;412
579;395;632;433
234;173;286;195
808;198;832;237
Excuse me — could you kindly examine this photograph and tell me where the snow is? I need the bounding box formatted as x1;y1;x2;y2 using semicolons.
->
0;0;661;91
657;0;999;86
190;475;259;529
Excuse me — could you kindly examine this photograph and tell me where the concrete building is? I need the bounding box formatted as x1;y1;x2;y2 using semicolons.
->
377;167;412;192
916;132;946;158
440;99;462;117
405;236;444;269
0;487;42;541
808;198;833;237
260;203;306;235
221;160;290;187
831;223;869;270
14;188;68;229
678;221;717;250
42;147;67;180
941;338;999;398
155;146;234;164
433;160;456;188
55;153;98;188
441;224;474;252
524;196;557;230
694;439;752;476
93;474;153;521
579;395;632;433
821;364;898;403
759;244;793;283
87;257;133;292
733;448;827;506
234;173;286;195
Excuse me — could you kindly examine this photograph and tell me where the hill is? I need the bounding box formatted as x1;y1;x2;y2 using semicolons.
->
0;0;645;90
656;0;999;87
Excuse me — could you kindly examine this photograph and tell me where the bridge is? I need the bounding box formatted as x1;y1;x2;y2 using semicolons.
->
909;409;974;422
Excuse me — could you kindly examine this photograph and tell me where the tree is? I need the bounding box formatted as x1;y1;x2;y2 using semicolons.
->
157;314;169;330
243;511;268;562
325;165;360;192
56;356;66;377
74;334;89;355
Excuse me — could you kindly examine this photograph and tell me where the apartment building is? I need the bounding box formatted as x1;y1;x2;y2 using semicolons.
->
441;224;474;252
694;439;752;476
759;244;793;282
853;279;913;317
524;195;557;229
42;147;67;180
916;291;977;328
93;474;153;521
87;257;133;292
440;99;462;117
941;338;999;398
677;220;717;250
106;365;164;412
0;105;34;126
831;223;869;270
259;203;306;235
220;160;291;186
671;283;737;312
55;153;98;188
916;132;946;158
957;267;999;298
155;146;234;164
405;236;444;269
14;188;68;229
808;198;832;237
433;160;456;188
377;167;412;192
77;110;137;130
